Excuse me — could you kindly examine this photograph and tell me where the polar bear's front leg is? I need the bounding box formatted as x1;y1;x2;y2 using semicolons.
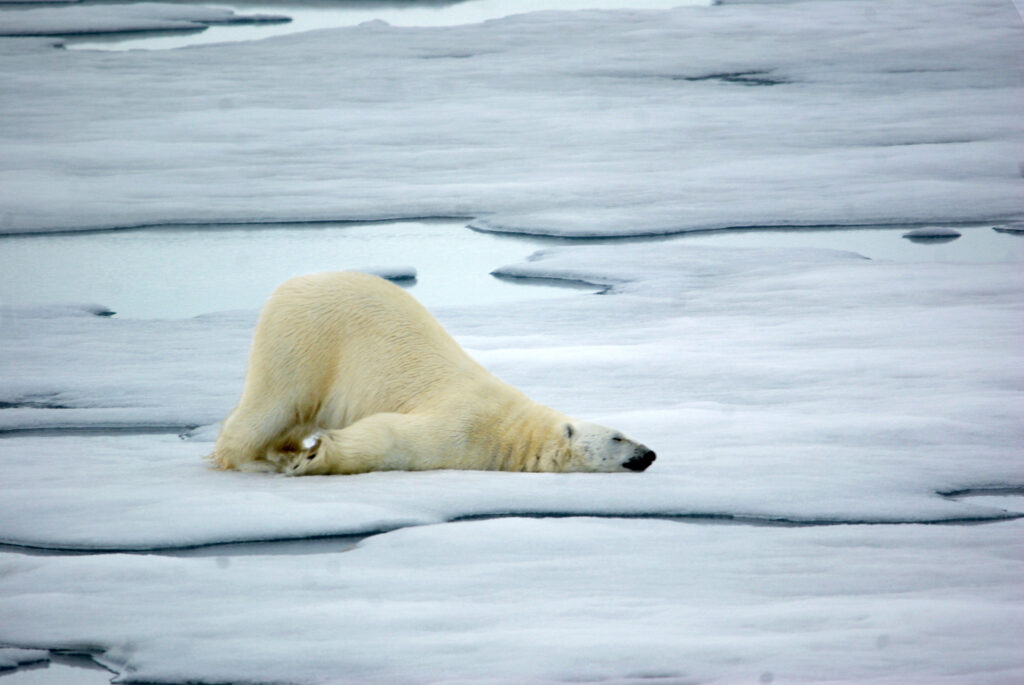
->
286;413;442;476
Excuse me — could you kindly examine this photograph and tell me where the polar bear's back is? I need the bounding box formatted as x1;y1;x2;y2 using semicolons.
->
247;271;483;425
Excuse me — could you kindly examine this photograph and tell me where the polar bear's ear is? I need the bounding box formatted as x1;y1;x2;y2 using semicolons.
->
563;423;575;440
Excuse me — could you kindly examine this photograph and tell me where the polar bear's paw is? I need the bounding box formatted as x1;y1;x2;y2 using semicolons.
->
286;432;329;476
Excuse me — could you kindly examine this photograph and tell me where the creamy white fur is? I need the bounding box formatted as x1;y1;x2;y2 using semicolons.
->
209;272;653;475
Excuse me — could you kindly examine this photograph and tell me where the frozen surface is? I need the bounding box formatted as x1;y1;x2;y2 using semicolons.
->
1;236;1021;685
1;2;1023;681
1;517;1023;684
0;3;288;37
2;242;1022;550
0;0;1021;234
630;224;1024;264
993;222;1024;234
0;648;48;670
0;655;112;685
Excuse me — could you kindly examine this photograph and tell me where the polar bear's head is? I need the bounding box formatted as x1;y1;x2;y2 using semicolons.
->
562;421;656;472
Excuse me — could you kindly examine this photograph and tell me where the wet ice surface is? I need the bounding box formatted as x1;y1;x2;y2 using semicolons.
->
0;220;600;318
1;221;1019;319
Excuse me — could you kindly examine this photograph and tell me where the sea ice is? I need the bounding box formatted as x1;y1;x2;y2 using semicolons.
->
0;0;1020;234
1;242;1021;549
1;2;1022;681
0;517;1022;684
0;648;48;670
0;3;289;37
993;222;1024;235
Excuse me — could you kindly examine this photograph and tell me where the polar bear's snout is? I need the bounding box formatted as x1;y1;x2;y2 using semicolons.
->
569;422;656;473
623;448;656;472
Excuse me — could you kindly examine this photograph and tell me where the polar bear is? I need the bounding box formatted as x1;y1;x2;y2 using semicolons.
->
208;271;655;475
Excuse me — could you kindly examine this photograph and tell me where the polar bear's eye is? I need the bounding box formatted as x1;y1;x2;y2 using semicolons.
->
611;436;624;443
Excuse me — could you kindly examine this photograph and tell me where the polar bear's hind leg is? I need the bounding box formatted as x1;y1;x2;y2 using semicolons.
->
209;393;305;471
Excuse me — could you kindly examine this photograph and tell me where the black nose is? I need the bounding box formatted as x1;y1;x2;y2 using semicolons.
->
623;450;656;472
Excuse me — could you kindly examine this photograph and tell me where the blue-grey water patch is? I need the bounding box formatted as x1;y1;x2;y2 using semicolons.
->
2;221;1019;320
0;219;599;318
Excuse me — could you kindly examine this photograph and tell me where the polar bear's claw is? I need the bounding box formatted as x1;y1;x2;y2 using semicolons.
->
282;432;327;475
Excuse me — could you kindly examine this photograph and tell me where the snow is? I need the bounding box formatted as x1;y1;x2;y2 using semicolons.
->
0;3;289;37
1;517;1022;684
0;0;1020;234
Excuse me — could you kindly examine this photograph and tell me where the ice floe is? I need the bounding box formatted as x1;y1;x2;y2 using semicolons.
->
0;3;289;37
1;243;1021;550
0;0;1020;234
1;235;1021;685
1;517;1022;684
0;647;48;670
